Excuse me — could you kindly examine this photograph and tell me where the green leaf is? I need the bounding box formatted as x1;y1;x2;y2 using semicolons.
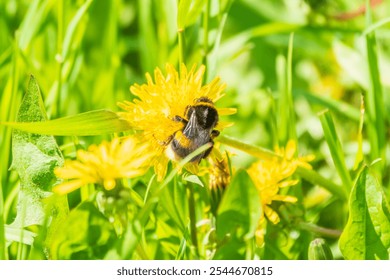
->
2;109;131;136
159;177;188;233
213;235;247;260
10;75;66;230
214;170;261;259
182;173;204;187
216;169;261;240
339;167;390;260
50;201;116;260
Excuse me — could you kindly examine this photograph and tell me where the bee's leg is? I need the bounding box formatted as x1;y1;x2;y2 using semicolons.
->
173;115;188;125
155;134;174;146
211;129;220;138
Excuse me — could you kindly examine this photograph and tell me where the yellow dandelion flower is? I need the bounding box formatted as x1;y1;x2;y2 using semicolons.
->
248;140;314;224
54;137;151;195
118;63;235;180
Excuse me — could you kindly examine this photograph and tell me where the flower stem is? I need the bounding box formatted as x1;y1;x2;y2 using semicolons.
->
187;183;199;255
295;166;348;200
298;222;342;239
217;135;276;160
217;134;348;201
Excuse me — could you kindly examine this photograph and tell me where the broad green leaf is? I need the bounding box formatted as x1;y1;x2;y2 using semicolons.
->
339;167;390;260
2;109;131;136
216;169;261;240
104;219;142;260
10;75;67;232
213;235;247;260
50;201;116;260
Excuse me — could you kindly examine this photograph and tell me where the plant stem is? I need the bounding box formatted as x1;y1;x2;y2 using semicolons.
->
187;183;199;255
295;166;348;200
217;134;348;200
217;134;276;160
138;144;212;225
298;222;342;239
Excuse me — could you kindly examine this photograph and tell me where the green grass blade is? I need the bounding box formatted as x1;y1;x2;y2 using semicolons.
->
319;110;352;193
363;16;390;36
2;109;132;136
205;0;233;81
276;33;296;146
177;0;191;29
298;90;360;122
138;0;158;72
18;0;49;51
62;0;93;60
365;32;385;170
251;22;301;37
186;0;207;28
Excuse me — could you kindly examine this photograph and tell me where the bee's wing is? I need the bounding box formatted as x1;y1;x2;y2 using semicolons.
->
182;111;198;139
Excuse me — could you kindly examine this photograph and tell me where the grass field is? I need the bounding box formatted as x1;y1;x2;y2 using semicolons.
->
1;0;390;260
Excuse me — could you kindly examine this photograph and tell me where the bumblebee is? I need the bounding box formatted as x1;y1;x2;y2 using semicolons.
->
166;97;220;163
